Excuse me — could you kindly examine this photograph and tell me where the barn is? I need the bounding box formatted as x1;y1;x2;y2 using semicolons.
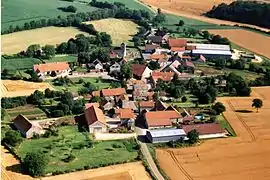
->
146;128;186;143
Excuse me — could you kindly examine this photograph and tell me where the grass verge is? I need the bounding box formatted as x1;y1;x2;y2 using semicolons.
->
216;114;236;137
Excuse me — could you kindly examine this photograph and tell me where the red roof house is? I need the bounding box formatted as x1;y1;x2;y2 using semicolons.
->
84;105;107;133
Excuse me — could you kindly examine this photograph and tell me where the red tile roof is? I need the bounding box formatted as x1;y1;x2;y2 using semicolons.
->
34;62;69;73
92;90;101;97
186;45;196;50
145;111;181;127
116;108;135;119
85;103;99;109
101;88;126;96
183;123;225;135
183;60;195;68
132;64;146;77
170;47;185;52
152;71;174;82
85;105;106;125
198;55;206;62
139;100;155;108
168;39;187;48
150;54;167;60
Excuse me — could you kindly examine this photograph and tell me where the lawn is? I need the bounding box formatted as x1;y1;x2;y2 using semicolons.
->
84;18;139;46
44;55;77;63
216;114;236;137
47;77;111;93
6;105;47;120
16;126;139;174
1;57;41;70
1;0;97;31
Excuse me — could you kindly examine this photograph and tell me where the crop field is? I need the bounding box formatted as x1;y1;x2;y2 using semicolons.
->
156;87;270;180
208;29;270;59
1;27;88;54
84;18;139;46
1;57;41;70
1;80;54;97
141;0;270;32
1;0;97;31
44;55;77;63
5;105;47;121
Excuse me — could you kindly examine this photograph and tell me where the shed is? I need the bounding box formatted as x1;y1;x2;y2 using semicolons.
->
146;128;186;143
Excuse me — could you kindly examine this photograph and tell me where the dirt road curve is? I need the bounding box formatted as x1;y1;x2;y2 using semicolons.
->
156;87;270;180
140;0;270;32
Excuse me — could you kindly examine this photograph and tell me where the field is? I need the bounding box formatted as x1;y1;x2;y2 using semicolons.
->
84;18;139;46
1;0;97;31
1;80;54;97
1;57;41;70
141;0;270;32
208;29;270;59
156;87;270;180
1;27;88;54
16;126;139;174
44;55;77;63
48;77;111;93
5;105;47;121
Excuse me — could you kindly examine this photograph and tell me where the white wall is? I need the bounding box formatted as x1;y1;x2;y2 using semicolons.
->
199;133;227;139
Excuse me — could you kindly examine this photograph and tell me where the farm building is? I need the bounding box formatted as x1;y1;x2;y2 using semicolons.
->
146;128;186;143
183;123;227;139
84;104;107;133
33;62;70;77
13;114;44;138
132;64;152;80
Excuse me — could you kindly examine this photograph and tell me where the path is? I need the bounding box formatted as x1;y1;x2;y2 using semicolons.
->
139;142;165;180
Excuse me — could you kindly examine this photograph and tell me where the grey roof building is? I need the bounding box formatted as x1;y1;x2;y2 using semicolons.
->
146;128;186;143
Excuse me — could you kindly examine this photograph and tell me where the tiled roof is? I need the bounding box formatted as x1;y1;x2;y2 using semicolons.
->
92;90;100;97
101;88;126;96
145;110;181;127
152;71;174;81
85;103;99;109
132;64;146;77
183;123;225;135
13;115;33;133
171;47;185;52
116;108;135;119
139;100;155;108
34;62;69;73
85;105;106;125
168;39;187;48
183;60;195;68
150;53;167;60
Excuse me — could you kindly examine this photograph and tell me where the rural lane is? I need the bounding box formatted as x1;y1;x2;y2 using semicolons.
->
139;142;165;180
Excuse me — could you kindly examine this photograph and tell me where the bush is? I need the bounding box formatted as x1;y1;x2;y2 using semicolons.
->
63;154;76;162
112;143;122;148
3;130;23;147
51;110;64;117
181;96;187;102
1;96;27;109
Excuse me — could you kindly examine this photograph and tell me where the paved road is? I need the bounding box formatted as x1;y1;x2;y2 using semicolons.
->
139;142;165;180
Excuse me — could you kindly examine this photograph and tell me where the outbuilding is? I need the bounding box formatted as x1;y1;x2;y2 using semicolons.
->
146;128;186;143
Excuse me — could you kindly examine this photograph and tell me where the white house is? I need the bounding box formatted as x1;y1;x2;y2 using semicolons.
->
33;62;70;77
110;62;121;73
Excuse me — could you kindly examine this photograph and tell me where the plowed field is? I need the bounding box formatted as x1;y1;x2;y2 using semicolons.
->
157;87;270;180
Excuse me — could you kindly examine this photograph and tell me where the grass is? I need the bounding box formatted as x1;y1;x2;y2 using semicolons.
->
43;55;77;63
47;77;111;93
84;18;139;46
1;0;97;31
6;105;47;120
16;126;139;174
216;114;236;137
1;57;41;70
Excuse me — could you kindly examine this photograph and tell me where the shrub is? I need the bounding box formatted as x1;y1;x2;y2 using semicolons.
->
63;154;76;163
51;110;64;117
3;130;23;147
112;143;122;148
181;96;187;102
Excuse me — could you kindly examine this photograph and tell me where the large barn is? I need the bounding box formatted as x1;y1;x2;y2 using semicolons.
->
146;128;186;143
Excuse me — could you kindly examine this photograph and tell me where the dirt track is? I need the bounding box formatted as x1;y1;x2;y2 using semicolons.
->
140;0;270;32
157;87;270;180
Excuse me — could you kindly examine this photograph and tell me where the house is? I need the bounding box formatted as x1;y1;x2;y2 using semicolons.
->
115;108;135;126
145;44;160;53
161;60;181;76
155;29;169;43
121;100;138;112
195;55;206;64
33;62;70;77
147;36;163;44
181;60;195;73
151;71;174;86
144;110;182;129
101;88;126;97
88;60;103;72
84;104;107;133
109;62;121;73
168;39;187;50
132;64;152;80
109;43;126;59
146;128;186;143
13;114;44;138
132;83;152;101
139;100;155;113
154;100;168;111
183;123;227;139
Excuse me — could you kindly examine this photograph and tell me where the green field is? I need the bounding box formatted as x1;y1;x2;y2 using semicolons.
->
47;77;111;93
6;105;47;120
216;114;236;136
1;57;41;70
44;55;77;63
16;126;139;174
1;0;97;31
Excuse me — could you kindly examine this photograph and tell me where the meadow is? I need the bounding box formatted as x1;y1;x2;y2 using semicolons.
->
1;57;41;70
16;126;139;174
44;55;77;63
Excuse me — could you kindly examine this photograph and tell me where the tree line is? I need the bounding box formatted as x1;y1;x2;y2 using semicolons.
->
206;1;270;29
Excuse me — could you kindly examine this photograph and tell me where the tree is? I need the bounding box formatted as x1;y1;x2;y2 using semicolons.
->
3;130;23;147
51;109;64;117
27;90;44;105
26;44;40;57
148;61;160;70
120;63;132;80
201;31;211;39
153;13;166;24
252;98;263;113
212;102;226;115
42;45;55;59
22;151;48;177
157;8;162;14
66;5;77;13
181;96;187;102
90;96;101;103
153;92;159;101
178;20;184;26
187;129;199;144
